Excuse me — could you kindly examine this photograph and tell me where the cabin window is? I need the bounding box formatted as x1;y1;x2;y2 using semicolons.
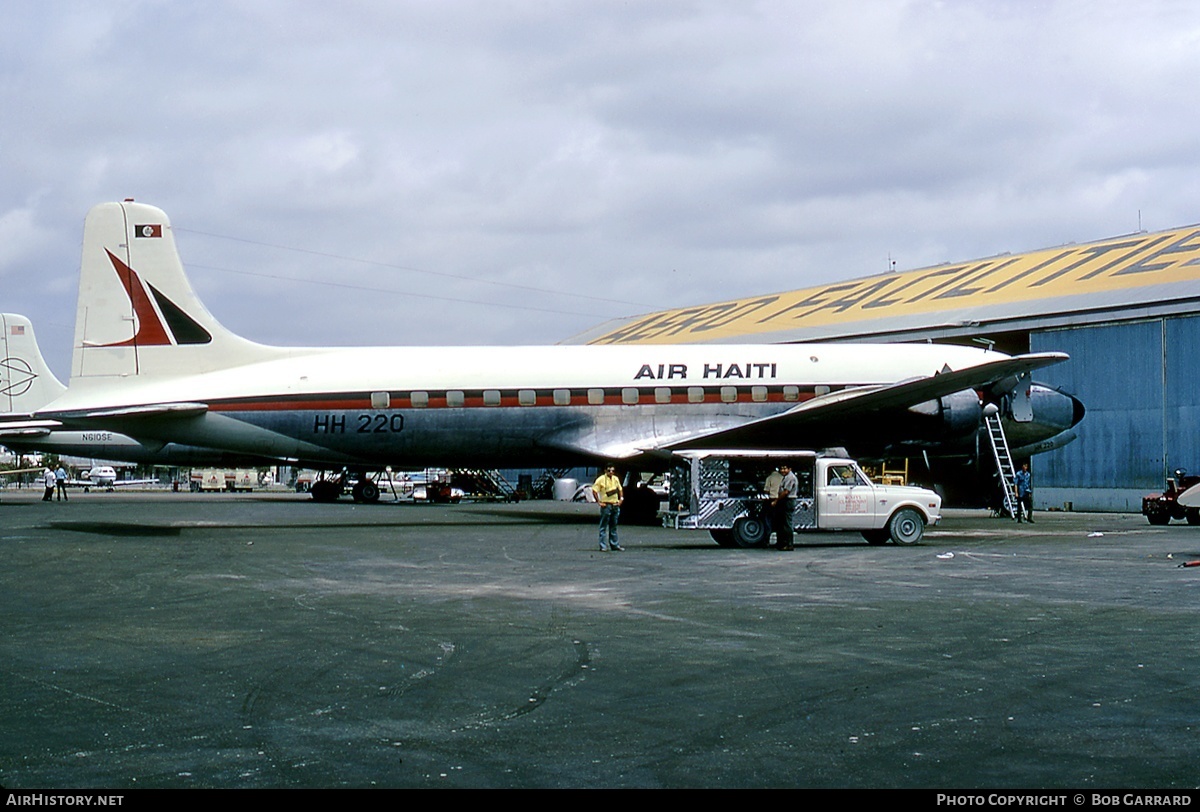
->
815;385;831;396
688;387;705;403
410;391;429;408
483;389;501;406
720;386;738;403
553;389;571;406
782;385;800;402
518;389;536;406
622;387;640;405
370;392;390;409
446;390;465;407
751;386;768;402
654;387;672;404
587;388;605;405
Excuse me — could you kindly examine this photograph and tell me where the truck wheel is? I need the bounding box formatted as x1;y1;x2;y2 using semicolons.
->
1147;513;1170;526
709;529;736;547
862;529;889;546
1187;509;1200;526
731;516;768;548
887;508;925;545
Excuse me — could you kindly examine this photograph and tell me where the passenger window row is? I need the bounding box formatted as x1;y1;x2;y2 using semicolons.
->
373;385;812;407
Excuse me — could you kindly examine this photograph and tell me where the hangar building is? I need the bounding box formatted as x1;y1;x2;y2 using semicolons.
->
569;225;1200;512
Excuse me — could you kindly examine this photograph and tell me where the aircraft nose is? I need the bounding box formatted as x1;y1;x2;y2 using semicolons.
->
1070;392;1086;428
1030;385;1084;432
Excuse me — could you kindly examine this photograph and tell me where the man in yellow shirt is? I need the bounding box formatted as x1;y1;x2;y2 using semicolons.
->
592;465;624;552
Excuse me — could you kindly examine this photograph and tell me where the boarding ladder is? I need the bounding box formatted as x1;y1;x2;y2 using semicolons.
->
986;412;1019;520
532;467;572;499
451;469;517;501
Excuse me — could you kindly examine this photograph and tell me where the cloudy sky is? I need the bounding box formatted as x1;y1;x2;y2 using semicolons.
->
4;1;1200;375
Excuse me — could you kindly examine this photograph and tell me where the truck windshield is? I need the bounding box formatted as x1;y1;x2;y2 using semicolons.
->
828;465;866;487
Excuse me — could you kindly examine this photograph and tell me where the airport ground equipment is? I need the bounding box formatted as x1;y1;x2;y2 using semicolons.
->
449;469;517;501
1142;468;1200;525
190;468;256;492
666;450;942;547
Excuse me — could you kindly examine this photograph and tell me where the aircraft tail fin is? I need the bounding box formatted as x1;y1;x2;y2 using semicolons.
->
71;201;280;382
1;313;67;414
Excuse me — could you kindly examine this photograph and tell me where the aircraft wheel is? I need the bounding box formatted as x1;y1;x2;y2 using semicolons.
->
731;516;768;548
311;480;341;503
709;529;735;547
353;481;381;503
887;508;925;545
862;529;890;546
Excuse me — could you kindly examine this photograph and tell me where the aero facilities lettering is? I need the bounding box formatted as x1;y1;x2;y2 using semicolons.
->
29;201;1082;500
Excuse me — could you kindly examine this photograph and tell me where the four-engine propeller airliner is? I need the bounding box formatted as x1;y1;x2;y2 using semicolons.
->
11;201;1083;502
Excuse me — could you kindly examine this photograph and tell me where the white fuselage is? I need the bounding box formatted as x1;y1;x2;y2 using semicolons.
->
48;342;1006;468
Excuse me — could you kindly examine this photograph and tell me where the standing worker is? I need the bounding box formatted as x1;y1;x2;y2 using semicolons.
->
55;465;69;501
1015;462;1034;523
592;464;624;552
773;464;798;551
764;465;783;543
42;468;56;502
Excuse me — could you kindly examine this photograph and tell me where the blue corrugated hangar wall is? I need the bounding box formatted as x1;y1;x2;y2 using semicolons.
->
1032;316;1200;511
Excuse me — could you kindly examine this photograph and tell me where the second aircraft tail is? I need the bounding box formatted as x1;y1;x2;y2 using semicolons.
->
1;313;67;415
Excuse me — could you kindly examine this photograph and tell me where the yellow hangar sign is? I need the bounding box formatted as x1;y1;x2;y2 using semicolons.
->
586;225;1200;345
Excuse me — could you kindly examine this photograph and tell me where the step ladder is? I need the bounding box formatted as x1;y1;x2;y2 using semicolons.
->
986;412;1019;520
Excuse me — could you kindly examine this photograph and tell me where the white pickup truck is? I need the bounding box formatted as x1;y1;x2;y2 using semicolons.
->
666;450;942;547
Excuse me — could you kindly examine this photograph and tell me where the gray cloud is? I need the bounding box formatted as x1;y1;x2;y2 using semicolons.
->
3;0;1200;373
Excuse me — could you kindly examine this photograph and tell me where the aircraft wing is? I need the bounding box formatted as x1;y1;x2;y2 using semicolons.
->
1;466;47;477
534;351;1069;462
662;351;1069;453
0;419;63;438
73;478;162;488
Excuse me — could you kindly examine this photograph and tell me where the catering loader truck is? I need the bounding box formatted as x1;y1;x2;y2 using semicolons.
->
666;450;942;547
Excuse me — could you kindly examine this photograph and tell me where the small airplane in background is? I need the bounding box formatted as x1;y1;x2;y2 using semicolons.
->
72;464;158;491
12;200;1084;503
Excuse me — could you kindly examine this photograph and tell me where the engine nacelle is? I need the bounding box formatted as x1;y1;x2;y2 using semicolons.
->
904;389;983;446
899;384;1083;457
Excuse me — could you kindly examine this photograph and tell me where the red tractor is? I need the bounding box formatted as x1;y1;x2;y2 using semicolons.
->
1142;468;1200;525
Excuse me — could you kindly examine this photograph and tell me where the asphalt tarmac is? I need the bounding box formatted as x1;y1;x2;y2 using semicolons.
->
1;488;1197;789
